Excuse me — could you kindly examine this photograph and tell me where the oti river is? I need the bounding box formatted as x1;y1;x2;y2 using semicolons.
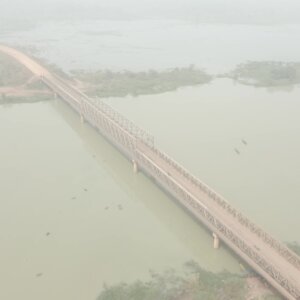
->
0;20;300;300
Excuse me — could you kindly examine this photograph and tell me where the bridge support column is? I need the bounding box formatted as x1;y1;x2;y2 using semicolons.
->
132;160;138;174
212;233;220;249
80;114;84;123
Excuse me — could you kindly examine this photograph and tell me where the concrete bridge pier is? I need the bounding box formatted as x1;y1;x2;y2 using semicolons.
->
80;114;84;123
132;160;138;173
212;233;220;249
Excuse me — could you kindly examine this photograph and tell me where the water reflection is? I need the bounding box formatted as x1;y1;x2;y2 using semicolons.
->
105;78;300;244
0;99;242;300
53;98;241;272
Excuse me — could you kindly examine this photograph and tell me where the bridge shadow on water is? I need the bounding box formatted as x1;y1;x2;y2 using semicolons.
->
51;98;242;272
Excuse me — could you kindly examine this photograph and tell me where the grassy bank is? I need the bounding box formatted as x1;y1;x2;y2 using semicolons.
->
97;262;245;300
3;47;300;102
72;61;300;96
0;93;53;105
224;61;300;87
96;261;281;300
72;66;212;98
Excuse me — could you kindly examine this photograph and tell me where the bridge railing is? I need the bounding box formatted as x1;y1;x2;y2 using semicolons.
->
42;76;81;111
46;74;154;148
92;97;154;148
80;97;139;153
148;145;300;271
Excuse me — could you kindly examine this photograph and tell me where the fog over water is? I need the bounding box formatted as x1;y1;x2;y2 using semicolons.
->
1;1;300;300
2;0;300;24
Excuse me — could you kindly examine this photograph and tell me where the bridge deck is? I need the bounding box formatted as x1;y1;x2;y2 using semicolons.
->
1;44;300;300
138;142;300;291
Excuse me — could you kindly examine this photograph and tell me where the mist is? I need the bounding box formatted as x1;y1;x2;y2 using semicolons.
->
2;0;300;25
1;1;300;300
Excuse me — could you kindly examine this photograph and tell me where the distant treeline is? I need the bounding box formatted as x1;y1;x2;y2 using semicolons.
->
71;66;212;98
72;61;300;98
224;61;300;87
2;49;300;104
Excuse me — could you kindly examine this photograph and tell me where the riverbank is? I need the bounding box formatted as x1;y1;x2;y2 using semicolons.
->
70;61;300;96
71;66;212;98
4;44;300;102
96;261;280;300
0;52;53;104
223;61;300;87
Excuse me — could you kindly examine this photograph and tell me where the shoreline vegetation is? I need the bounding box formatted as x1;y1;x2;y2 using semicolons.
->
223;61;300;87
72;61;300;98
1;48;300;104
71;66;212;98
96;261;280;300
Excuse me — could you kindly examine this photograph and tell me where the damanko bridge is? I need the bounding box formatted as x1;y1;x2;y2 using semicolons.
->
1;45;300;300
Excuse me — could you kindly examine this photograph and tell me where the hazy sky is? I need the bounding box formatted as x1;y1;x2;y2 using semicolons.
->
1;0;300;24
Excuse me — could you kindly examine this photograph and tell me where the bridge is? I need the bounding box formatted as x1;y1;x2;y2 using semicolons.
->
1;45;300;300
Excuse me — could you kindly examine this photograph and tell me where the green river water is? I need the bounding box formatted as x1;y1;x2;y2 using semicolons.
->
1;20;300;300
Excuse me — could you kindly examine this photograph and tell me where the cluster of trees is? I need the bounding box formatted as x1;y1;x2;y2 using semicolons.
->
72;61;300;98
96;261;247;300
226;61;300;87
2;50;300;104
96;259;288;300
72;66;212;98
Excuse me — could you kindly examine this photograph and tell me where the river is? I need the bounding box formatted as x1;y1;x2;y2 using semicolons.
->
0;19;300;300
